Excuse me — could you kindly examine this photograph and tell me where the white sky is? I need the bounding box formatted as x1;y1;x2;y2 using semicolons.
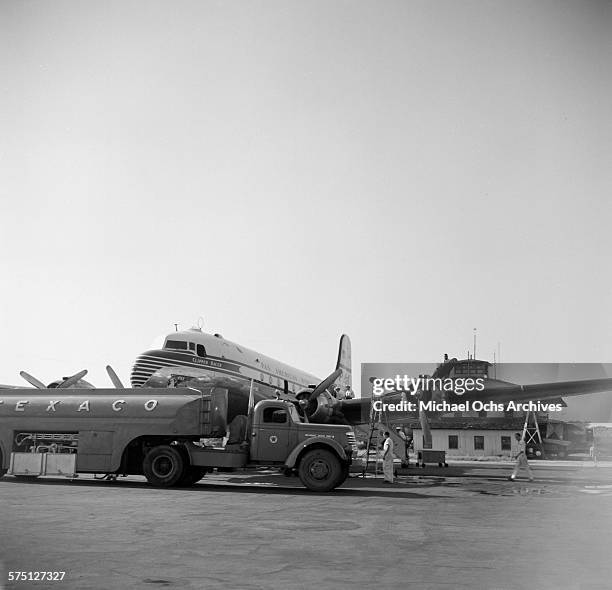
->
1;1;611;390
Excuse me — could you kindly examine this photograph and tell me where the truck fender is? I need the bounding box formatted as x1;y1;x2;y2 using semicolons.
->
285;438;347;469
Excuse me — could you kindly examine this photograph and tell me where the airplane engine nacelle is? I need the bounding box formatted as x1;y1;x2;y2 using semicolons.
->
307;392;336;424
296;389;336;423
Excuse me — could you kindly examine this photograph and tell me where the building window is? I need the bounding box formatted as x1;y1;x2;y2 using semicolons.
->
448;435;458;449
474;435;484;450
501;436;511;451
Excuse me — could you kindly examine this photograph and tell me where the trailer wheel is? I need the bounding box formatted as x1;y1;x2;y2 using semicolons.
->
143;445;185;487
176;466;207;487
298;448;342;492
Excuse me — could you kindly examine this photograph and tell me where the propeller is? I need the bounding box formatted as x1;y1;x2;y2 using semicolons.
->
414;376;433;449
20;369;90;389
56;369;89;389
106;365;124;389
307;368;343;403
19;371;47;389
298;368;344;421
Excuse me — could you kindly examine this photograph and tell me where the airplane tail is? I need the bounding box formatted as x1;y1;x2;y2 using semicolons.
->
335;334;352;397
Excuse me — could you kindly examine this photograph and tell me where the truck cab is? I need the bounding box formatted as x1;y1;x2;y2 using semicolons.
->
250;399;356;463
181;398;356;491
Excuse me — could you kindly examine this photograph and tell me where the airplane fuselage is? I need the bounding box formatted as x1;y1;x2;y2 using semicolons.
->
130;328;323;422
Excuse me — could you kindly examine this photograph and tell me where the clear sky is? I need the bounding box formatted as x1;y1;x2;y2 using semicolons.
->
1;0;611;390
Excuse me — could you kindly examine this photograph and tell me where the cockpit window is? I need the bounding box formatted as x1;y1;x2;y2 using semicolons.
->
197;344;206;357
165;340;188;350
453;362;488;376
188;342;195;351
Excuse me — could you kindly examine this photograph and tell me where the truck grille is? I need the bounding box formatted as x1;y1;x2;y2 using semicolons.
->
346;431;359;454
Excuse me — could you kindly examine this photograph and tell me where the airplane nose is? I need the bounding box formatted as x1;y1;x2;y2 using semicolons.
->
131;351;166;387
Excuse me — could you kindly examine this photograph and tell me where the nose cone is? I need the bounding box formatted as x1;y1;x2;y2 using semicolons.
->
131;350;169;387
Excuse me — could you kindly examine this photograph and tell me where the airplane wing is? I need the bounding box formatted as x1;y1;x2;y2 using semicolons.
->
460;378;612;403
337;397;371;424
336;377;612;426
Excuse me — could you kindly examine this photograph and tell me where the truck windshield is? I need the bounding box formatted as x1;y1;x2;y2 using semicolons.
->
287;404;303;423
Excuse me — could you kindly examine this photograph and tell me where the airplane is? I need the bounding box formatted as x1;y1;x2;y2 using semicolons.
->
130;326;359;425
129;327;612;430
7;327;612;433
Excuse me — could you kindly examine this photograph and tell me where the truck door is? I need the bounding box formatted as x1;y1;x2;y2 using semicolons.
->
252;405;290;462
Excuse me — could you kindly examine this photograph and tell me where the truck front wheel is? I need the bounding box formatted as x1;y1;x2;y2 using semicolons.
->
176;466;208;487
298;448;342;492
143;445;186;487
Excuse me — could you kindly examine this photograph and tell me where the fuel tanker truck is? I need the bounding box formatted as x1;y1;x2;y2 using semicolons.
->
0;386;357;492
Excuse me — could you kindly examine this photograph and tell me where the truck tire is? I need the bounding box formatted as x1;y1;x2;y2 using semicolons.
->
143;445;186;487
335;463;349;488
176;466;207;487
298;448;342;492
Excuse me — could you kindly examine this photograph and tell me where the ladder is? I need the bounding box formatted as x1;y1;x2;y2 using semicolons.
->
362;404;383;477
521;410;546;458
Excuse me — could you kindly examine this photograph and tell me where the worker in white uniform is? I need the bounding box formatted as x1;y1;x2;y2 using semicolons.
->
382;431;394;484
509;432;534;481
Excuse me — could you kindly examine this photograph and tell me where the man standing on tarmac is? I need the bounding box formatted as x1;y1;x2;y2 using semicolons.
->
382;431;394;484
509;432;534;481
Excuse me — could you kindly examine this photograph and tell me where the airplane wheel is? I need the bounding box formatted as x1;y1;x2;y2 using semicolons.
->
421;463;426;468
176;466;207;487
298;448;342;492
143;445;185;487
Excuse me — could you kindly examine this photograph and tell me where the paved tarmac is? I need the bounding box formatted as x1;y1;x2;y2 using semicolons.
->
1;461;611;590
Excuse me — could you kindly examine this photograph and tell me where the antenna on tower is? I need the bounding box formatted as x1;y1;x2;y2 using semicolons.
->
473;328;477;359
